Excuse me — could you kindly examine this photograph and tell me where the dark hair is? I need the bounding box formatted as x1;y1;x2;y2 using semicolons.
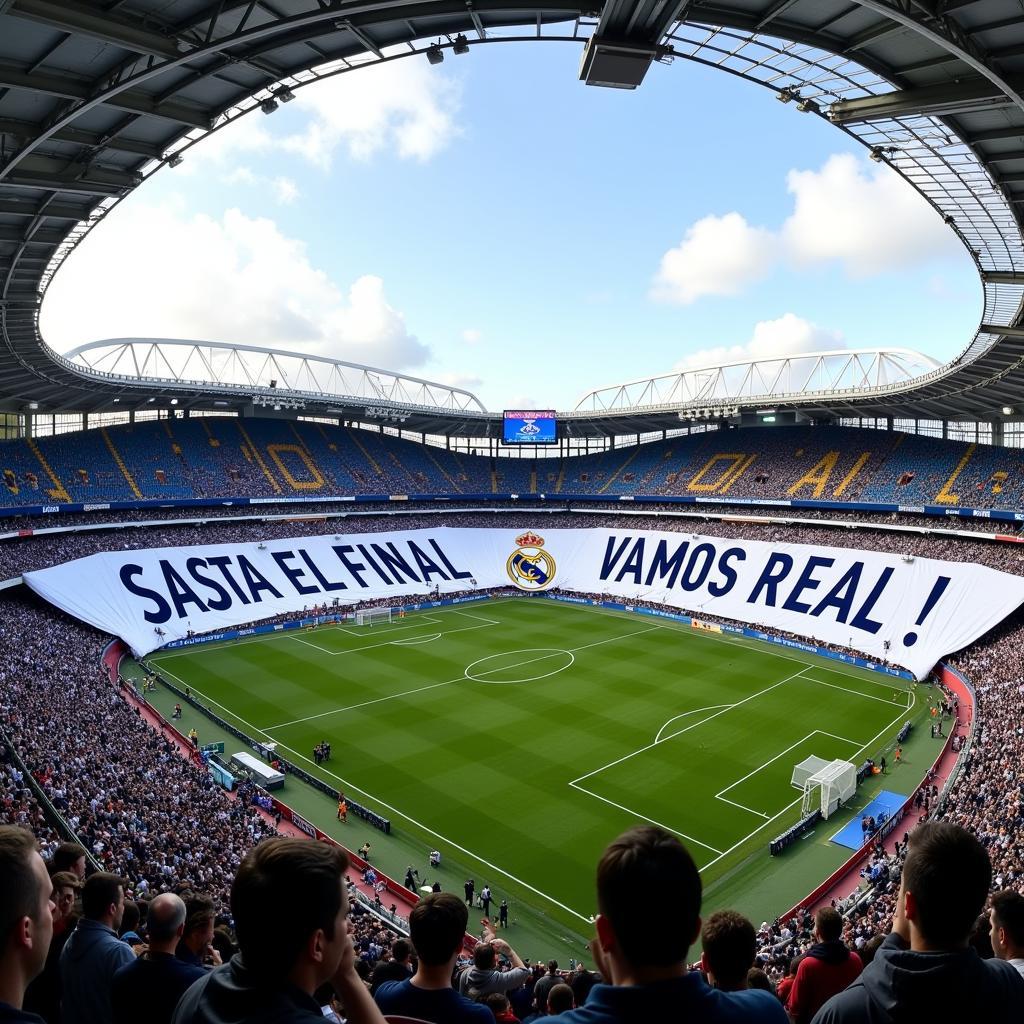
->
746;967;773;993
49;842;87;876
701;910;756;990
120;900;140;936
814;906;843;943
0;826;42;943
902;822;990;947
547;959;558;973
483;992;509;1015
49;871;81;896
231;838;348;977
391;937;411;961
991;890;1024;949
596;826;701;967
81;873;125;921
474;941;496;969
183;895;216;938
547;983;574;1014
408;893;467;966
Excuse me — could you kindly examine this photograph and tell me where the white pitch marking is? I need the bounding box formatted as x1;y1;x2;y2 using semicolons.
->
156;666;593;925
570;667;808;787
654;706;733;743
800;675;907;708
568;781;724;855
390;633;441;646
716;795;770;819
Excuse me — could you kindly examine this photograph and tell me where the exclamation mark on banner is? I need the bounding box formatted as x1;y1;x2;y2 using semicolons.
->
903;575;951;647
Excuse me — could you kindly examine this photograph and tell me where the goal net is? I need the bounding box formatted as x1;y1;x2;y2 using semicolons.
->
800;759;858;819
354;607;395;626
791;755;831;791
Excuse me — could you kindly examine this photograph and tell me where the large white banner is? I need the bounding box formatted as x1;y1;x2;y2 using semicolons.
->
23;526;1024;678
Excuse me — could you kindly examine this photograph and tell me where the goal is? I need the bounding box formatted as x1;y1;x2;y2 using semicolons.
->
354;607;395;626
799;759;858;819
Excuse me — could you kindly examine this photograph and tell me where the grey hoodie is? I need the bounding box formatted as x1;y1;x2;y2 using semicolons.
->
811;932;1024;1023
458;963;531;998
59;918;136;1024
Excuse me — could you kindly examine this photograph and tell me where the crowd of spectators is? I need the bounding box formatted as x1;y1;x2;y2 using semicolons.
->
1;499;1024;1021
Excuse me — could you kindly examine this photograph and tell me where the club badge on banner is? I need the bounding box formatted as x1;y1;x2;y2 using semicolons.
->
23;526;1024;678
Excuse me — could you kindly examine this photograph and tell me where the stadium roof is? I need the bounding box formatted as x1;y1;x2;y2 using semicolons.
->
3;1;1024;438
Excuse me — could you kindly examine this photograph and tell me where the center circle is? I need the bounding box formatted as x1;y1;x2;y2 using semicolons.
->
464;648;575;685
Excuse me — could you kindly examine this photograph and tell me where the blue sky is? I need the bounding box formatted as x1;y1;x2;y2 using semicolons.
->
42;41;978;411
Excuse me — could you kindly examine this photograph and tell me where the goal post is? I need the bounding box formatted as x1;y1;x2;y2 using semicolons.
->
800;759;858;819
791;755;830;791
354;607;395;626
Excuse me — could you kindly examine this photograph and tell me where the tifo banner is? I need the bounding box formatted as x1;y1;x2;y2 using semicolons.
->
23;527;1024;678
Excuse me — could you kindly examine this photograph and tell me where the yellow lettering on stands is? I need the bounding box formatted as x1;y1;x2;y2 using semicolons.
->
267;443;326;491
787;451;839;497
687;453;746;492
717;454;758;494
936;444;976;505
833;452;872;497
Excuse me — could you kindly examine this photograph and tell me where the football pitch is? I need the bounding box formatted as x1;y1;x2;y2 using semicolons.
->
147;599;917;931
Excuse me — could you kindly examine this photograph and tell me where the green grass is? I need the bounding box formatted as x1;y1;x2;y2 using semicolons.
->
144;598;923;942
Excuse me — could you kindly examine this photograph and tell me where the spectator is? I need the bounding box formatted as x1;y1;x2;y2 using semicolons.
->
0;825;54;1024
47;845;86;882
111;894;205;1024
374;892;491;1024
176;897;218;969
23;871;80;1023
557;826;787;1023
118;902;143;949
701;911;756;992
483;992;519;1023
459;937;530;999
746;969;774;994
989;890;1024;980
530;960;561;1016
785;908;862;1023
812;822;1024;1022
368;937;413;993
60;872;135;1024
775;957;800;1006
172;838;385;1024
544;983;575;1016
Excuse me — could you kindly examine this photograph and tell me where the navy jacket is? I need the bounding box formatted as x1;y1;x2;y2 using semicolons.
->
112;951;206;1024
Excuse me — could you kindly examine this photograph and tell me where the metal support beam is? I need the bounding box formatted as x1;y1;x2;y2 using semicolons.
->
0;117;165;159
828;79;1012;124
980;323;1024;338
981;271;1024;284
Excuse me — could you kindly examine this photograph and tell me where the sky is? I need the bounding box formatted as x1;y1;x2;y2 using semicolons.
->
39;41;980;412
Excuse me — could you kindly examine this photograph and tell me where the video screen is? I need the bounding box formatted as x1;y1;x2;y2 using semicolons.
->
502;410;557;444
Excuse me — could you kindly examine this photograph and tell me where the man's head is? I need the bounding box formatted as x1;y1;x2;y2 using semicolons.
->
49;871;81;924
547;959;558;974
899;822;991;950
700;910;755;991
181;895;216;955
813;907;844;944
990;890;1024;961
146;893;187;953
595;826;702;971
547;983;574;1015
0;826;54;1006
473;941;497;970
391;937;411;964
81;872;126;929
231;838;350;990
49;842;87;880
408;893;467;969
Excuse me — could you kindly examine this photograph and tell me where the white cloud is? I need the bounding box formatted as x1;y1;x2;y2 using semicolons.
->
651;154;961;303
781;153;959;276
649;212;776;305
272;177;299;204
40;198;428;369
461;328;482;344
436;372;484;392
279;59;462;168
675;313;844;370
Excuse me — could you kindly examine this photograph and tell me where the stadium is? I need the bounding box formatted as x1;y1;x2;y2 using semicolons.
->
1;2;1024;1024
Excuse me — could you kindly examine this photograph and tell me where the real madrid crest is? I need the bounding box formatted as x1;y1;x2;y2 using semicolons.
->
506;531;557;591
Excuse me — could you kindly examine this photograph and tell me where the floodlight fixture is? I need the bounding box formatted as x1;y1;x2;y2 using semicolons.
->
171;398;179;405
452;34;470;54
796;98;820;114
275;86;296;103
1003;405;1014;415
167;152;184;168
28;401;39;410
777;87;797;104
426;43;444;65
260;97;279;115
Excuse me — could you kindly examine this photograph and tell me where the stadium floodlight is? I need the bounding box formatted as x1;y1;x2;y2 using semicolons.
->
452;34;470;54
28;401;38;410
1003;405;1013;415
170;398;178;405
426;44;444;65
166;152;184;168
776;87;797;104
796;98;820;114
260;97;279;115
275;86;296;103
